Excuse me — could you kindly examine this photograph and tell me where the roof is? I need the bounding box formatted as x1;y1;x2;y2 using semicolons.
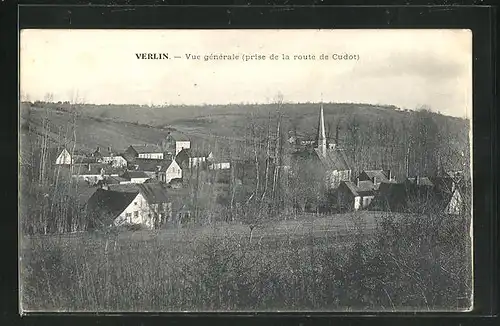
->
361;170;390;182
70;182;100;207
135;183;169;204
107;184;140;192
121;171;150;179
73;155;98;164
130;144;163;154
154;159;176;172
313;148;350;171
342;180;376;196
166;131;190;141
86;189;139;223
72;163;108;176
371;182;408;211
106;183;170;204
105;176;129;184
132;158;168;172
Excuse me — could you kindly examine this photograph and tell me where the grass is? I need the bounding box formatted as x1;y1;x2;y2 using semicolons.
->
19;211;472;312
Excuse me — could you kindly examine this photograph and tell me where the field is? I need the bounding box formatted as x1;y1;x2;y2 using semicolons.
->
20;211;472;312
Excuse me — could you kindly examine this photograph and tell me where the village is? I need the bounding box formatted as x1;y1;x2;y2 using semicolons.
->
33;105;470;233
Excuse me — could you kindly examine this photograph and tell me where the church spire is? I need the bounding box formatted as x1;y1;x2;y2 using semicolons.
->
316;102;327;155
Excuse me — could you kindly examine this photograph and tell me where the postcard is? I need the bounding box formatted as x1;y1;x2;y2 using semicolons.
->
19;29;472;313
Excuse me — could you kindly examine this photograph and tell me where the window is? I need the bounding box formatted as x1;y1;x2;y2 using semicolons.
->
126;213;131;218
134;211;139;218
134;202;137;205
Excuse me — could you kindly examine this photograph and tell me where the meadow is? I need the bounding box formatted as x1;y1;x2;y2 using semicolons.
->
20;211;472;312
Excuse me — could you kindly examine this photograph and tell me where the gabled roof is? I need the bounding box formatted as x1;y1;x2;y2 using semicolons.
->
371;182;408;211
121;171;150;179
105;175;129;184
73;155;98;164
342;180;376;197
131;158;167;172
166;131;190;141
86;189;139;223
159;159;177;172
313;148;350;171
361;170;390;182
135;183;169;204
106;183;170;204
70;181;100;207
72;163;108;175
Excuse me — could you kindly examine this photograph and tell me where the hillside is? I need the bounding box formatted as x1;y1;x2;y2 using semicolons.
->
20;102;470;180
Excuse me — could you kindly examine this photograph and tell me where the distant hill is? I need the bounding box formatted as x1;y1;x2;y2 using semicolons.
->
20;102;470;180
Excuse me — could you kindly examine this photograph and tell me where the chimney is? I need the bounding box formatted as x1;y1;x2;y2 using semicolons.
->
373;176;377;185
88;163;91;172
108;146;111;153
416;175;420;185
96;146;100;153
356;177;360;187
386;169;392;181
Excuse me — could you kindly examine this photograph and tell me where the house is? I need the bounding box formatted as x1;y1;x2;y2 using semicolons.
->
124;144;164;160
358;169;394;187
430;175;465;215
86;189;143;229
96;183;174;229
371;175;465;214
403;176;435;201
158;159;182;183
91;147;128;168
367;181;404;212
71;163;122;184
162;131;191;156
86;185;170;230
337;179;377;211
53;148;73;165
128;158;165;178
120;170;150;184
176;148;213;169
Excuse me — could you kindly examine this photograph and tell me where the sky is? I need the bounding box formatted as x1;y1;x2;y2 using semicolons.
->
20;29;472;118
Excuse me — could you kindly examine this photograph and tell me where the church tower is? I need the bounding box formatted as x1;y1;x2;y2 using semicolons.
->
316;103;327;155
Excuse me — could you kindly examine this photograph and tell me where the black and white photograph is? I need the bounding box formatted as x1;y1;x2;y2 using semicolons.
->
19;29;472;312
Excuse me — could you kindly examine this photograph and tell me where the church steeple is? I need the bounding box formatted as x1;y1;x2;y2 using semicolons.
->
316;103;327;155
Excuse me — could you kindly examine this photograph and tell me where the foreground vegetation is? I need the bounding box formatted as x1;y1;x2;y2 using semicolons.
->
20;211;471;312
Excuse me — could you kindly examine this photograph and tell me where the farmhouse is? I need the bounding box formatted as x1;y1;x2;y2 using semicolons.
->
92;183;173;229
337;179;377;211
157;159;182;183
128;158;165;177
71;163;123;184
125;144;164;160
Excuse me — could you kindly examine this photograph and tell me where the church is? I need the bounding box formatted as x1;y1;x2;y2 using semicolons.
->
292;104;352;190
